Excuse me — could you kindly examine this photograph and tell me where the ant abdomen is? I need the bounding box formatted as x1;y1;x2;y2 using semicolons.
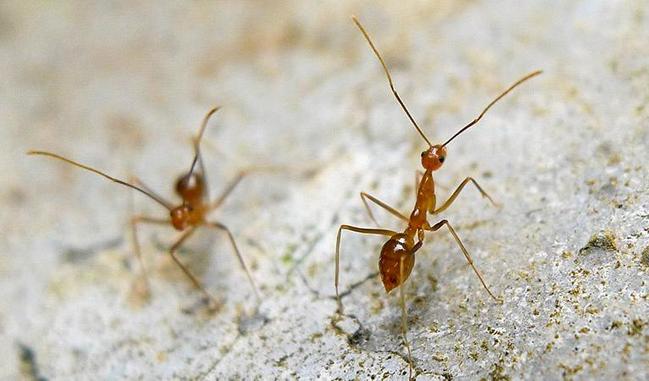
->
175;172;205;204
379;233;416;292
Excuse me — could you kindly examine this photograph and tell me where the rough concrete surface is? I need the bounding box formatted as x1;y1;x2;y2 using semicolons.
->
1;1;648;380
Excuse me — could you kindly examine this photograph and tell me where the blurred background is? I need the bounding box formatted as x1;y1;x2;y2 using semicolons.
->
1;1;648;379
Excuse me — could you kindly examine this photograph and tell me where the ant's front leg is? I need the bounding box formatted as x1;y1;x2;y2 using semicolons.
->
167;227;221;310
209;171;247;211
205;221;260;302
426;219;501;302
360;192;408;226
433;177;499;214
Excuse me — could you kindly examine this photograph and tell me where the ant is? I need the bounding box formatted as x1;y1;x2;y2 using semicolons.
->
29;106;260;309
335;16;541;378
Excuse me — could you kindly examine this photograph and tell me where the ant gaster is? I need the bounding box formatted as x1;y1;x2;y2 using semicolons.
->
29;107;260;309
335;16;541;378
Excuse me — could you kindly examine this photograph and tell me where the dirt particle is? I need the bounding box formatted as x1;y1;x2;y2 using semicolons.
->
640;246;649;267
578;230;618;255
610;320;623;329
628;319;646;336
585;306;599;314
486;360;510;381
348;327;371;347
17;343;47;381
559;363;583;378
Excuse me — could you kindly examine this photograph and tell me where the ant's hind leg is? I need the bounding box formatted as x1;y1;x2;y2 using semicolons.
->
399;256;414;380
335;224;396;314
427;219;501;302
206;221;260;302
168;227;221;309
360;192;408;226
433;177;499;214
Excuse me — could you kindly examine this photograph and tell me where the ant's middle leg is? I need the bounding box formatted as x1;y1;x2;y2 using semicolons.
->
360;192;408;226
433;177;499;214
426;219;501;302
335;224;397;313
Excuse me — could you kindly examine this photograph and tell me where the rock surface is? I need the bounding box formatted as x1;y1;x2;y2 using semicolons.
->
1;1;648;379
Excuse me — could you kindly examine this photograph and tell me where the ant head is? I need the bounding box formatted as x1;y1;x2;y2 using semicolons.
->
175;172;205;203
170;205;192;231
421;144;447;171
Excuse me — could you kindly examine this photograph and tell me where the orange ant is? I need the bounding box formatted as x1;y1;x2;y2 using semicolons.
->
29;106;259;309
335;16;541;377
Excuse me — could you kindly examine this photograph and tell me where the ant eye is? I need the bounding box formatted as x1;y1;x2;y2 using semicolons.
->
439;156;445;163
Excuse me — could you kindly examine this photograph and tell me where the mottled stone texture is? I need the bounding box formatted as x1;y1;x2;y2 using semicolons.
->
1;1;648;380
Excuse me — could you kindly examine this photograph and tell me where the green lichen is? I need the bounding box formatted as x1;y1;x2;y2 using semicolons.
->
281;243;298;265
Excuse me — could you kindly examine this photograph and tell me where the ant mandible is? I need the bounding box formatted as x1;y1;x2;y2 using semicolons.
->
335;16;541;377
29;106;260;309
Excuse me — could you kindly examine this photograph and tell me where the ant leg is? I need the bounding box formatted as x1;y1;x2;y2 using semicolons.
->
360;192;409;226
335;224;397;313
130;214;168;298
427;220;501;302
205;221;261;301
168;227;220;308
209;171;247;211
399;256;414;379
433;177;499;214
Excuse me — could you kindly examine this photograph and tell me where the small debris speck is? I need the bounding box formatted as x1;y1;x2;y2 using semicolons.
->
578;230;618;255
640;246;649;267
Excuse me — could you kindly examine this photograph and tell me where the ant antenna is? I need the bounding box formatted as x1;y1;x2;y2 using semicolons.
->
441;70;542;148
352;16;433;147
27;150;173;210
187;106;221;177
